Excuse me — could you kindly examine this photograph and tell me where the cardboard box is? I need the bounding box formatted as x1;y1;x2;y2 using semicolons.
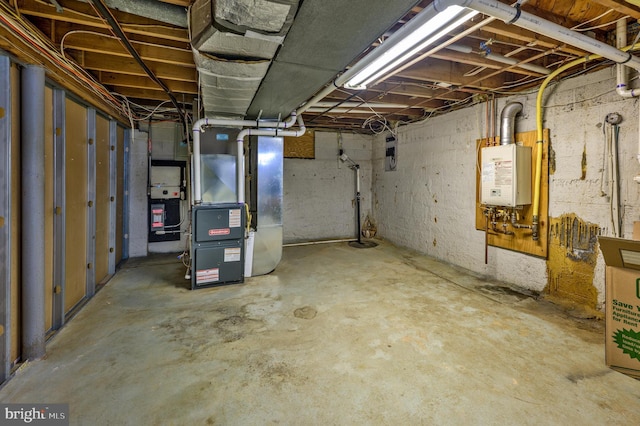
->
599;236;640;379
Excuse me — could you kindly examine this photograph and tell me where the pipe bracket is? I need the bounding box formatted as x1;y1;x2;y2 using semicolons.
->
507;3;521;25
619;52;633;64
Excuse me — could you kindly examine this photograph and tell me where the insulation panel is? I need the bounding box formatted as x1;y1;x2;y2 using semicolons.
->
64;99;87;311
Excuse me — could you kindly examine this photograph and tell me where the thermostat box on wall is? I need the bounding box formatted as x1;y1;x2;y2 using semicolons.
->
599;236;640;379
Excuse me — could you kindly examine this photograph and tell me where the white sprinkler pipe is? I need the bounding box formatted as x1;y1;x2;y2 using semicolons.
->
301;0;640;114
616;18;639;98
192;113;301;204
613;18;640;166
433;0;640;72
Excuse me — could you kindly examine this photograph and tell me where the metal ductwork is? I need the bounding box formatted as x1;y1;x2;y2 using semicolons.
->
500;102;522;145
189;0;299;117
81;0;188;27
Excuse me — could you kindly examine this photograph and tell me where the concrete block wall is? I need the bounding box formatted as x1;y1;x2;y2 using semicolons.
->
129;129;149;257
283;131;373;243
372;67;640;306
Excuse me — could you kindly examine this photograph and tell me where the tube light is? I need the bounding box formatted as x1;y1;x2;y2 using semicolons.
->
345;6;478;89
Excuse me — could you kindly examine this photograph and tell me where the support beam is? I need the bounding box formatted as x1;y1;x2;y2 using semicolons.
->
21;65;46;361
0;55;12;381
52;89;66;331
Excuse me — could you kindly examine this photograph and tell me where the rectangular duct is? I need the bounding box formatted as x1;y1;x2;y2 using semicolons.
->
189;0;299;117
193;49;269;117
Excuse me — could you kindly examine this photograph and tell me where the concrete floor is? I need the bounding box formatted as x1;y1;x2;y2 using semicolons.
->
1;240;639;425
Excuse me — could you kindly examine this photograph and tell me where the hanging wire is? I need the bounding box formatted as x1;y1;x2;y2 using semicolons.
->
571;9;615;30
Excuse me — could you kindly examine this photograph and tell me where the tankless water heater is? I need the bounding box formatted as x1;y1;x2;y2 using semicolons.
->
481;144;532;207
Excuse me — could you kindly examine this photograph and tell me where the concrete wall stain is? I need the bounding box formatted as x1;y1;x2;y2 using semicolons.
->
548;140;556;175
581;144;587;180
546;214;601;309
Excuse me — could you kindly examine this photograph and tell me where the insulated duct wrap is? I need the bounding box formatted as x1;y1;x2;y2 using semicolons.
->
190;0;298;59
190;0;300;117
193;49;269;116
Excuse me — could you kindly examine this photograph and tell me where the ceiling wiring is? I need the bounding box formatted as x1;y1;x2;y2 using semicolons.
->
59;29;120;61
0;1;126;115
571;9;616;31
572;16;630;32
88;0;187;129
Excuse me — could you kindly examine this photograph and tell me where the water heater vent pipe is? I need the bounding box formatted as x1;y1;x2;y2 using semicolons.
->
500;102;523;145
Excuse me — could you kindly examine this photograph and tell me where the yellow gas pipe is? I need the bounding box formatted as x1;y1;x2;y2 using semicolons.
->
531;48;636;239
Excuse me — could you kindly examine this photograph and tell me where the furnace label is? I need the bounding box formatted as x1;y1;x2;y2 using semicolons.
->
229;209;241;228
224;248;241;262
196;268;219;283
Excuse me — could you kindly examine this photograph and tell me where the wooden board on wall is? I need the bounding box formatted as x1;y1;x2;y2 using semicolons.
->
64;99;87;312
284;130;315;159
115;126;124;264
44;86;54;332
95;115;110;284
10;63;20;363
475;129;549;258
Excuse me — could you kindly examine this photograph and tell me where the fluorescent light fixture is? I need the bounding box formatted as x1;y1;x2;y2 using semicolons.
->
345;6;478;89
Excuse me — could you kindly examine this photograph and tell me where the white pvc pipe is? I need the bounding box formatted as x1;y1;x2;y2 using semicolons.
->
616;18;638;98
446;43;550;75
301;0;640;115
446;0;640;72
485;52;550;75
613;18;640;164
192;113;301;204
235;114;307;204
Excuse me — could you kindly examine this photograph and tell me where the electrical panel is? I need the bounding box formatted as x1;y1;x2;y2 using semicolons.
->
150;204;165;231
481;144;532;207
150;165;182;199
148;199;181;242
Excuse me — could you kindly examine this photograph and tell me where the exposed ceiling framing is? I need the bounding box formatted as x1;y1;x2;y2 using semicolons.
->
1;0;639;133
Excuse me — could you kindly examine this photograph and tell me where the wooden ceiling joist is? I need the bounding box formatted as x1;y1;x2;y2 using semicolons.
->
61;33;194;67
79;52;196;82
18;0;189;43
99;72;198;93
